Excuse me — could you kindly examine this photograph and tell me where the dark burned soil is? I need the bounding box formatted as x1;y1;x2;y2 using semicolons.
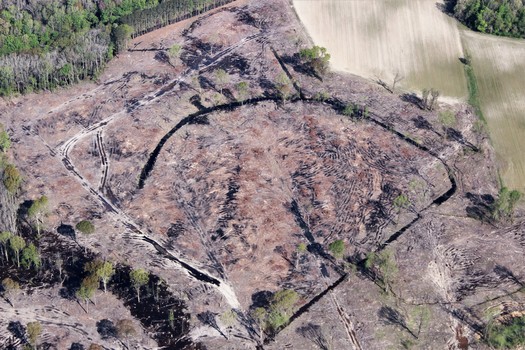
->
1;0;525;349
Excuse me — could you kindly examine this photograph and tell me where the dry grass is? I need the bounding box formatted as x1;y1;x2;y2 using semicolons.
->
462;30;525;190
293;0;468;99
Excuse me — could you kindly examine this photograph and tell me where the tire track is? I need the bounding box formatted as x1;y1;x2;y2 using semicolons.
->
329;291;363;350
36;33;265;311
96;131;109;192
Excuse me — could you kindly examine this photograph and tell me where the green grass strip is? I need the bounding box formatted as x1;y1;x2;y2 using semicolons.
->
464;64;486;123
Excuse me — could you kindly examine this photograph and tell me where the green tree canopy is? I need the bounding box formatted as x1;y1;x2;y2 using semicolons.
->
28;195;49;236
21;243;41;270
27;321;42;349
76;220;95;235
299;45;331;78
2;163;21;193
0;231;12;262
96;261;115;293
9;235;26;267
130;268;149;302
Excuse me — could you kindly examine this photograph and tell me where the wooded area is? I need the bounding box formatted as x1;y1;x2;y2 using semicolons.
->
448;0;525;37
0;0;233;96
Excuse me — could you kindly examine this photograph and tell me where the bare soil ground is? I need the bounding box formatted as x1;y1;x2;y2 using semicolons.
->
1;0;524;349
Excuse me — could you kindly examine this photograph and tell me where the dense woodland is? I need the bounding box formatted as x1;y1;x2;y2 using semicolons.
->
448;0;525;37
0;0;232;96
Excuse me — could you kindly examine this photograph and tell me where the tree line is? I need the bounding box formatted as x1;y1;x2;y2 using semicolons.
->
447;0;525;38
0;0;233;96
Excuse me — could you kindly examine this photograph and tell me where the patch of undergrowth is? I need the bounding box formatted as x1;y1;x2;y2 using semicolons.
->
486;315;525;349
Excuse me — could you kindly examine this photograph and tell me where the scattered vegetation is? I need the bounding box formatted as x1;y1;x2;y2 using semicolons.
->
492;187;521;221
439;110;457;127
328;239;345;259
342;103;369;119
168;44;182;61
393;194;411;210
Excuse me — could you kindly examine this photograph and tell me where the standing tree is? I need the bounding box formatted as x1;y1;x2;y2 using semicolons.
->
252;307;267;343
365;249;398;294
26;321;42;350
96;261;115;294
88;344;103;350
236;81;249;103
76;277;96;313
391;72;404;94
28;196;49;237
220;309;237;339
2;164;21;194
9;235;25;267
21;243;41;270
421;89;430;110
168;44;182;64
116;319;137;348
299;46;331;79
267;289;300;331
215;69;229;94
0;231;12;263
295;242;307;269
76;220;95;251
112;24;134;55
2;277;20;307
429;89;440;111
76;220;95;235
275;73;292;101
130;268;149;302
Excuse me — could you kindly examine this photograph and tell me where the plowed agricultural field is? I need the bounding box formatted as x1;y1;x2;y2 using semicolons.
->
462;31;525;191
293;0;468;99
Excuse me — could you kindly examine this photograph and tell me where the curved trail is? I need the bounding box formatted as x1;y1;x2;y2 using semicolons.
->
41;33;265;310
137;48;462;345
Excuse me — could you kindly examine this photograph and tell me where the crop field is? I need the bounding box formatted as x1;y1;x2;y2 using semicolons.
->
293;0;468;99
462;30;525;190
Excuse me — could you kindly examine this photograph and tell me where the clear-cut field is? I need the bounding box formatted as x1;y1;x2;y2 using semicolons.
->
462;30;525;191
293;0;468;99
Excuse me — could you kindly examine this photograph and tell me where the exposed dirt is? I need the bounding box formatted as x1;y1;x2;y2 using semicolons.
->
1;0;524;349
